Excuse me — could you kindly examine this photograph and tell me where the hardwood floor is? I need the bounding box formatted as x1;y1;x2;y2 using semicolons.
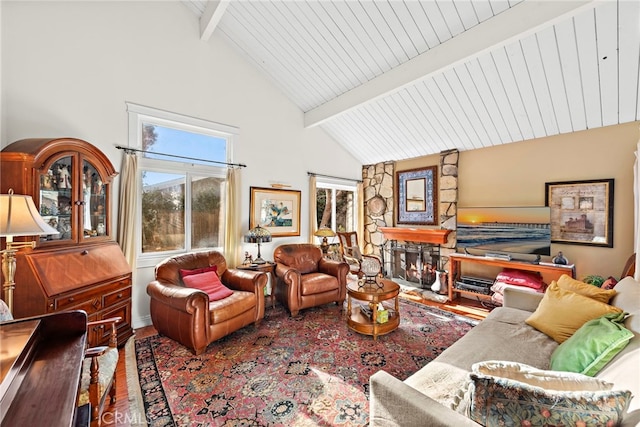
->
101;295;490;426
102;325;156;427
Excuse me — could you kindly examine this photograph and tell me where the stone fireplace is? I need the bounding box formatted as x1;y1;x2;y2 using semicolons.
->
361;149;459;275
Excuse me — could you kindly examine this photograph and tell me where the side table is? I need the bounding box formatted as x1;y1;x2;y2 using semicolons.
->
236;262;276;308
346;278;400;340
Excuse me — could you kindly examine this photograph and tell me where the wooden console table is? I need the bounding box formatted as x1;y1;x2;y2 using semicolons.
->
448;253;576;302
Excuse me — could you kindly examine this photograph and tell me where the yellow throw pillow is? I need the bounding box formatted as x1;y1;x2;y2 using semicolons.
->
526;282;623;343
557;274;617;303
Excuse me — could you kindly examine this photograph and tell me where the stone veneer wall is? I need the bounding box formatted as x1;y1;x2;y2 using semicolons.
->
362;149;459;272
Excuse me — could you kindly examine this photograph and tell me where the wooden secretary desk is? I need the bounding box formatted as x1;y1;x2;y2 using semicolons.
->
0;138;132;346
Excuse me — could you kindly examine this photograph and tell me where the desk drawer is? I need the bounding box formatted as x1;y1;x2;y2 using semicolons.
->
103;283;131;307
54;291;102;313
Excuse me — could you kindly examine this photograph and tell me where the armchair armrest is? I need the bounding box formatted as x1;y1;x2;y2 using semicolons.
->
87;316;122;348
274;262;301;286
85;346;109;358
222;268;267;294
147;280;209;313
147;280;211;355
342;254;361;266
318;258;349;278
370;371;479;427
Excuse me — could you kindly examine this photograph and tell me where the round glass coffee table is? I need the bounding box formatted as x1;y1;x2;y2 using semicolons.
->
346;278;400;340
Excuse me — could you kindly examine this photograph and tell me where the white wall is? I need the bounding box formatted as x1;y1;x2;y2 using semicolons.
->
1;1;362;328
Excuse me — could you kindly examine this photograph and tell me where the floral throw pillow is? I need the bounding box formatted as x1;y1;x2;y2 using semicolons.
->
0;299;12;322
467;361;632;426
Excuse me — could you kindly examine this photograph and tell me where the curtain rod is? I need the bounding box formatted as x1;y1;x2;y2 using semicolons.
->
307;171;362;183
115;145;246;168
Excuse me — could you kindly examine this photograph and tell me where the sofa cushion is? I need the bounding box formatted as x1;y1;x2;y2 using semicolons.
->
406;307;558;411
525;281;622;343
182;270;234;301
209;291;257;324
300;272;339;295
557;274;617;303
550;312;633;376
467;361;632;427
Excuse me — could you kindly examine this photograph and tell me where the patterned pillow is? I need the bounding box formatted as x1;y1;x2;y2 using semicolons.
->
345;246;362;259
467;361;632;426
0;299;13;322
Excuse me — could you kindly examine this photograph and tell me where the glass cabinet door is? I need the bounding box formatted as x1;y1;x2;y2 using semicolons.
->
37;155;109;244
39;155;74;243
81;159;107;239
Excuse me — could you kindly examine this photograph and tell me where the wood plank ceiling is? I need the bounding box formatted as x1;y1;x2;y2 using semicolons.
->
184;0;640;165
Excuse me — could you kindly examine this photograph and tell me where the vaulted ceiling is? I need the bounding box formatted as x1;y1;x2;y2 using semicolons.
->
183;0;640;165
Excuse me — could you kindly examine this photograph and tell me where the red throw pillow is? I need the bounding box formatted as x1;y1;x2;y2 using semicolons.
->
180;265;217;278
182;270;233;301
601;276;618;290
495;269;545;291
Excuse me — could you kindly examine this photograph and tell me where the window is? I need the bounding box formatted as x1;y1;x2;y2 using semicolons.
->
127;103;238;256
315;179;357;232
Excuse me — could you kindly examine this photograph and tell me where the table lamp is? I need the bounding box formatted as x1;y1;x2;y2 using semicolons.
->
314;226;336;254
244;225;272;264
1;189;59;313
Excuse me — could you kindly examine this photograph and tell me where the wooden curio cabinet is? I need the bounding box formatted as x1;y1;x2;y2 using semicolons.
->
0;138;133;346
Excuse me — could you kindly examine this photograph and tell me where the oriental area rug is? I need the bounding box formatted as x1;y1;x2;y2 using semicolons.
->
134;299;477;427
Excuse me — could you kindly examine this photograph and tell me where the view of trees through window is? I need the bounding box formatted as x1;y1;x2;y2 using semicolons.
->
315;186;355;232
140;123;227;254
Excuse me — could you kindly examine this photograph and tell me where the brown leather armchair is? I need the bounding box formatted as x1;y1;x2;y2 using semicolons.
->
273;244;349;316
147;251;267;355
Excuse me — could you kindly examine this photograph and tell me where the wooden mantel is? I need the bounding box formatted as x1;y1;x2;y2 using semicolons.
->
379;227;451;244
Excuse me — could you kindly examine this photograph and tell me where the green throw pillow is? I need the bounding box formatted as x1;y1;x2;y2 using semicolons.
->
550;312;633;376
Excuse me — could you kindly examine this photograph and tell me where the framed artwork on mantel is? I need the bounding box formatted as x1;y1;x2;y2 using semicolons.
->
250;186;301;237
545;179;614;247
395;166;438;225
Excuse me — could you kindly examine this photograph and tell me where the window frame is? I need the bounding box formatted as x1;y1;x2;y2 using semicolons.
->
127;103;238;261
315;177;358;233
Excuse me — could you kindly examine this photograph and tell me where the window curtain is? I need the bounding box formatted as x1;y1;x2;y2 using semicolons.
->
635;134;639;281
117;151;138;269
224;167;241;267
309;175;317;243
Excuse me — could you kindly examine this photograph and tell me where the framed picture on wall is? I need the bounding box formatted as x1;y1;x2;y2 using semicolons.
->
395;166;438;225
250;186;301;237
545;179;614;247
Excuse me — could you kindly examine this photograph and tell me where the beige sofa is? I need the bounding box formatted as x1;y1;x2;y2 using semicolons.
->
370;276;640;427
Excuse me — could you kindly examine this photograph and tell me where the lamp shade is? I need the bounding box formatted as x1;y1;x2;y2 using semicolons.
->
0;190;59;237
244;225;272;243
314;226;336;238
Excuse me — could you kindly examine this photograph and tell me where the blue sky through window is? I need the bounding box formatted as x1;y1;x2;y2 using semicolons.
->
144;124;227;166
142;124;228;186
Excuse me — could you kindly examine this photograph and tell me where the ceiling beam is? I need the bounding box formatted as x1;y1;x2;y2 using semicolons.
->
200;0;230;41
304;0;599;128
